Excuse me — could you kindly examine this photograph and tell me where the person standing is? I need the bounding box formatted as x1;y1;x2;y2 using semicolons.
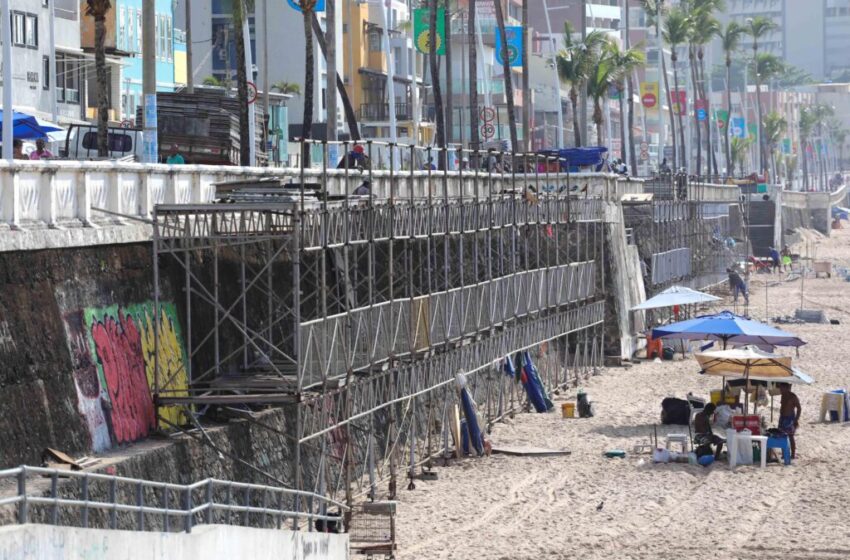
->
778;383;801;459
768;247;781;274
166;144;185;164
727;267;748;304
29;138;53;160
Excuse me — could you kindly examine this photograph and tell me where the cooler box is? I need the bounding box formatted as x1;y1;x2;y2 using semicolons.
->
710;389;738;406
731;415;761;435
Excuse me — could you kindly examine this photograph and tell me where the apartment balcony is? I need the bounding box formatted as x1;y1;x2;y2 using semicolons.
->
360;103;413;122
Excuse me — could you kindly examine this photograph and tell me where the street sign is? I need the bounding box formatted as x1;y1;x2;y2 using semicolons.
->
640;82;658;109
481;124;495;139
286;0;325;12
144;93;157;128
495;26;523;67
695;99;707;121
246;81;258;105
640;150;649;161
715;109;729;130
480;106;496;122
639;141;649;152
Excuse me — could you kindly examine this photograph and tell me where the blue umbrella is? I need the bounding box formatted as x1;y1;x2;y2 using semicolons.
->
651;310;805;349
0;110;63;140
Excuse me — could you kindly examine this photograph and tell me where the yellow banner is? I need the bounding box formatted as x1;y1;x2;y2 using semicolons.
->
640;82;659;109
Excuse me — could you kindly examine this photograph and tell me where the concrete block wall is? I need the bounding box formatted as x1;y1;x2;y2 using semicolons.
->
0;524;348;560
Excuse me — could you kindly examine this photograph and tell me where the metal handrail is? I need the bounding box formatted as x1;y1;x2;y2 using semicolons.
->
0;466;348;534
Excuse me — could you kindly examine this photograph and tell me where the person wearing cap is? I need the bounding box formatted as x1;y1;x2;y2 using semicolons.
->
166;144;185;164
29;138;53;160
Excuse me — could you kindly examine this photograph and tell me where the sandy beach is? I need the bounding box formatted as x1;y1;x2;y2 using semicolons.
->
394;228;850;560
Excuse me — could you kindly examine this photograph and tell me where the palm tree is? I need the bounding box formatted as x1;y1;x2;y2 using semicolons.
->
301;0;318;162
745;15;778;174
585;41;619;145
608;42;646;163
428;0;446;157
85;0;112;158
730;136;752;177
469;0;479;155
663;7;689;171
688;1;721;176
203;76;225;87
494;0;518;151
763;111;786;183
272;81;301;96
749;54;785;179
718;21;744;176
799;106;819;190
641;0;677;170
310;13;361;140
556;24;607;147
233;0;254;166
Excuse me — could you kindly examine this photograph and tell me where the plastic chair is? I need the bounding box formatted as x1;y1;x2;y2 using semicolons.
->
665;433;690;453
766;436;792;465
820;393;846;423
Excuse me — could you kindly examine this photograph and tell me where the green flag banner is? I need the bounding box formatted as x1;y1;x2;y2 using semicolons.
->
747;122;758;138
414;8;446;55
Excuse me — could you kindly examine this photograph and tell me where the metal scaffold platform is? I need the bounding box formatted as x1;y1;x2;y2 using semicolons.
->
151;141;607;507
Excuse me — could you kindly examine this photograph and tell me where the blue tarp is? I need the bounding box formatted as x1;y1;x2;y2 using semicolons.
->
652;310;806;348
538;147;608;171
0;110;62;140
459;387;484;456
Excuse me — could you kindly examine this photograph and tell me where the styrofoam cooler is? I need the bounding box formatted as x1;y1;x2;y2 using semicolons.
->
735;428;754;465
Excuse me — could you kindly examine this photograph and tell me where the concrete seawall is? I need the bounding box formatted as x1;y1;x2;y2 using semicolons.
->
0;524;349;560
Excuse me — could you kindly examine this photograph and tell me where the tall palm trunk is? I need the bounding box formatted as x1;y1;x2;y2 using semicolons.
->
234;0;250;166
468;0;479;156
802;138;809;189
724;59;732;176
570;88;581;147
618;87;627;162
625;0;636;175
699;52;717;176
593;99;603;145
494;0;518;151
302;2;316;158
689;46;701;176
755;79;766;174
444;4;453;145
661;50;678;169
94;12;109;157
429;0;446;161
311;12;360;140
671;54;686;171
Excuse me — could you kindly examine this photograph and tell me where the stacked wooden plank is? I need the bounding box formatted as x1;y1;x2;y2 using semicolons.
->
136;88;265;166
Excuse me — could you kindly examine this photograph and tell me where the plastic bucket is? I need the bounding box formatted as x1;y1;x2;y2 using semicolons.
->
561;402;576;418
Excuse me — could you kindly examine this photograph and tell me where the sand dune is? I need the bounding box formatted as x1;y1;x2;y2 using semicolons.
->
395;228;850;560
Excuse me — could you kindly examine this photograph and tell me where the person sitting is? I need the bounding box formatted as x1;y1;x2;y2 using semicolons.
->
694;403;725;460
12;139;27;160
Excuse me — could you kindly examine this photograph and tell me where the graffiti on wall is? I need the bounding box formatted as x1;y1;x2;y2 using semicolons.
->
63;302;189;451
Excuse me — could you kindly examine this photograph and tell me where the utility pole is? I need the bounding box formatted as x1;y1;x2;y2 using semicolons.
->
241;3;256;166
185;0;194;93
580;0;588;146
48;0;58;121
261;0;269;157
143;0;158;163
1;0;11;160
326;0;337;141
521;0;530;152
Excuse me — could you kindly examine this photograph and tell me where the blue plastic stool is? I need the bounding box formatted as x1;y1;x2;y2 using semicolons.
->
767;436;792;465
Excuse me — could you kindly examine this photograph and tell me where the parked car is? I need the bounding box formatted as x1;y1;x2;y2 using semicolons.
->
60;124;143;161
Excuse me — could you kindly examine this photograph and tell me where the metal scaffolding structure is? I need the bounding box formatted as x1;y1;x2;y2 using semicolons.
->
152;141;606;508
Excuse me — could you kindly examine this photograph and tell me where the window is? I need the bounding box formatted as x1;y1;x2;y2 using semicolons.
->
118;7;125;51
42;56;49;89
136;10;142;53
166;17;172;61
12;13;25;45
82;131;133;153
24;14;38;47
56;53;80;104
368;29;382;52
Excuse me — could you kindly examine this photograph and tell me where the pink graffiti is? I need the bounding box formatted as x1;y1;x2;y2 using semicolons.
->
90;310;156;443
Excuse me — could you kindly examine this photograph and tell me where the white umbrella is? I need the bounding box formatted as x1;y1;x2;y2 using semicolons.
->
631;286;721;311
